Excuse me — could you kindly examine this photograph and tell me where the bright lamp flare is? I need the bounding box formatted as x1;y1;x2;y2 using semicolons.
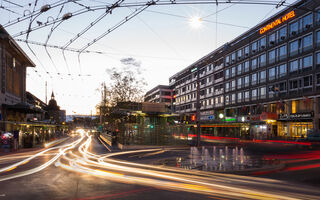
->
189;16;202;29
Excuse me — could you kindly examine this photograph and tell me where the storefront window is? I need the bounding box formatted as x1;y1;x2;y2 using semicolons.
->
292;100;297;113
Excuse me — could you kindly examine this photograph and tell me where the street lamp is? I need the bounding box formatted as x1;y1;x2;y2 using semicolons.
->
219;113;224;119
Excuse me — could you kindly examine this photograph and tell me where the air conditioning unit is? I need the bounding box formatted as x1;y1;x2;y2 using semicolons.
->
270;41;275;45
245;53;249;56
232;59;235;62
281;36;286;40
291;31;297;35
252;50;256;53
238;56;241;59
305;24;311;29
261;45;265;49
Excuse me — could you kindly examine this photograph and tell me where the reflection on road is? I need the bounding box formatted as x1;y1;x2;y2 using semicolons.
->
0;131;319;199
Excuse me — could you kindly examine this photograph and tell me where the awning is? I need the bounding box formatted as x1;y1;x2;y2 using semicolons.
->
2;103;44;114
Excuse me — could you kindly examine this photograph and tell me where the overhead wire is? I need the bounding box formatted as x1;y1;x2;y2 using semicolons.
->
44;4;66;78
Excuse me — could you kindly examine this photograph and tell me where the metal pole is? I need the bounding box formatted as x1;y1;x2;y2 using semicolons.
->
196;68;201;147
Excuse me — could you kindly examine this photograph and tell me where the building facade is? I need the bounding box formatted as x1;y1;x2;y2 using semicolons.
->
169;0;320;139
144;85;173;104
0;25;35;132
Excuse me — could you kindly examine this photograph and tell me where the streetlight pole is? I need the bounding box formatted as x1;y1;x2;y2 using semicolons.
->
196;67;201;147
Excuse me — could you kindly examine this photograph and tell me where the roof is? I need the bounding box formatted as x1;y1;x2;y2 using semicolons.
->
0;25;35;67
145;85;172;96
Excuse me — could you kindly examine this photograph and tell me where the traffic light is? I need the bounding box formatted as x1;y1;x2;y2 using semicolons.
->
191;115;196;121
150;125;154;129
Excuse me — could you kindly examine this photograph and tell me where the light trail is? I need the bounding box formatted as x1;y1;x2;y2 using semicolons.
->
55;136;319;199
1;132;319;199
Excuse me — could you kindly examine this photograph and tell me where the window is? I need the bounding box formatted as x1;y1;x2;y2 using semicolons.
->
244;46;249;57
278;26;287;41
237;49;243;60
289;40;299;56
225;82;230;92
259;37;266;50
244;91;249;101
303;76;313;87
268;49;276;64
317;52;320;65
237;64;242;75
231;67;236;77
252;89;257;100
279;45;287;60
279;82;287;92
259;70;266;83
279;64;287;77
268;67;276;81
259;54;266;67
303;34;313;51
289;79;300;90
244;61;249;72
251;41;257;54
260;87;266;99
303;55;312;69
289;21;298;36
231;80;236;90
269;32;276;46
289;60;299;72
225;68;230;79
231;52;236;63
317;31;320;46
237;92;242;103
225;95;230;104
317;9;320;24
225;56;230;65
317;74;320;85
237;77;242;89
244;75;249;87
231;93;236;103
251;57;257;70
251;73;257;85
302;13;312;30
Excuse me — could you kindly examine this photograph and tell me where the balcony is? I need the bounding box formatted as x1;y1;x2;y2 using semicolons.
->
214;77;224;84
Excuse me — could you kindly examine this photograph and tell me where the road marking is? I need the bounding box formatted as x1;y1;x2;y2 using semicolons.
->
98;136;112;152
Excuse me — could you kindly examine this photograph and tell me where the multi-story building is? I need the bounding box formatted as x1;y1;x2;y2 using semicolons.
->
0;25;35;132
144;85;173;105
169;0;320;139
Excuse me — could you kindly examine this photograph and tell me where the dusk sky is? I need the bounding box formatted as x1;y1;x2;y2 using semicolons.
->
0;0;296;115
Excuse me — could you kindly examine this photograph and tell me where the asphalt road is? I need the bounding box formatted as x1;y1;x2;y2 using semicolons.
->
0;133;320;200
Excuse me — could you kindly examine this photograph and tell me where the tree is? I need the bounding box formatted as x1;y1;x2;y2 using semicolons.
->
96;57;147;125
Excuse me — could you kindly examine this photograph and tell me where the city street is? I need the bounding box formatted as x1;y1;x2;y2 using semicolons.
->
0;132;320;200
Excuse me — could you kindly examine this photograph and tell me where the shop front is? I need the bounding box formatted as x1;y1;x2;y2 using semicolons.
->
277;112;314;138
249;112;278;139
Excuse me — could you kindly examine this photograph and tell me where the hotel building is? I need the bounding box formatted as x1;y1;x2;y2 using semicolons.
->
169;0;320;139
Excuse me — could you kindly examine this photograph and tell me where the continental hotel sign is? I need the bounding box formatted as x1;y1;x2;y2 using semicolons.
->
260;11;295;34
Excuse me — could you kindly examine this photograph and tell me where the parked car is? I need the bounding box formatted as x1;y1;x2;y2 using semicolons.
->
299;129;320;142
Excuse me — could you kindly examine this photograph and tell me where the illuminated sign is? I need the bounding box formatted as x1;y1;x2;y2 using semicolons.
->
260;11;295;34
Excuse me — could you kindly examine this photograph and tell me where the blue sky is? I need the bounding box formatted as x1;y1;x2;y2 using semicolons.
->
0;0;296;114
